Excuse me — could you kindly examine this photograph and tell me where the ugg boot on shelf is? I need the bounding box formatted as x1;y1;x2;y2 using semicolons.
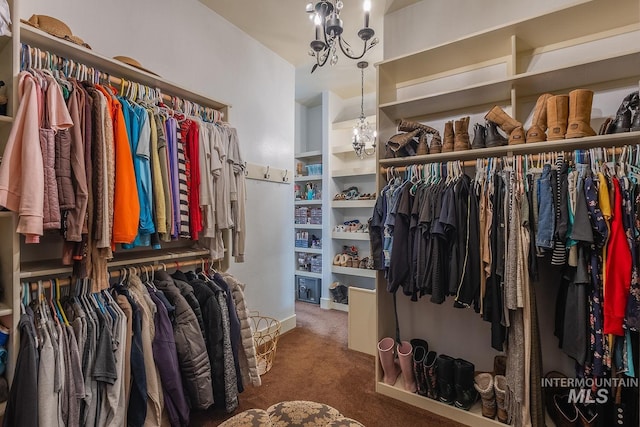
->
453;116;470;151
474;373;496;419
526;93;553;143
423;351;438;400
442;121;454;153
416;132;429;156
397;341;417;393
484;105;523;145
410;339;429;396
436;354;455;405
547;94;570;140
565;89;596;138
485;121;508;147
471;123;486;149
494;375;509;424
377;337;400;385
430;133;443;154
454;359;477;410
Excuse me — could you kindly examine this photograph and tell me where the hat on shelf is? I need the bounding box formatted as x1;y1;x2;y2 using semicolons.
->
21;14;91;49
112;56;160;77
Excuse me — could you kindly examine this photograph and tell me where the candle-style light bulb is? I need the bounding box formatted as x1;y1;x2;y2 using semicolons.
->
363;0;371;28
314;14;322;40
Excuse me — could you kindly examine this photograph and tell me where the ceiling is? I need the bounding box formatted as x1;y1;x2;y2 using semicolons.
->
199;0;421;104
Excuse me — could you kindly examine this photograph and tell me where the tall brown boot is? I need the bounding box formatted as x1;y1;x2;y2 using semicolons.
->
387;129;420;153
430;134;443;154
442;121;454;153
485;105;522;134
566;89;596;139
398;119;440;136
416;132;429;156
453;116;470;151
546;94;570;140
526;93;553;143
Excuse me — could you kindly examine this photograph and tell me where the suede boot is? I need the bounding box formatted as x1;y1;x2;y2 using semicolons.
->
454;359;477;410
453;116;470;151
387;129;420;153
485;120;508;147
631;108;640;132
377;337;400;385
471;123;486;149
423;351;438;400
485;105;522;134
410;339;429;396
474;373;496;419
397;341;417;393
398;119;440;136
608;91;639;133
494;375;509;424
509;126;525;145
442;121;454;153
547;94;570;140
436;354;455;405
430;133;443;154
526;93;553;143
566;89;596;138
416;132;429;156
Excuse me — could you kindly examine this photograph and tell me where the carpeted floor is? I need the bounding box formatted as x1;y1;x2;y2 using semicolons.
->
192;301;464;427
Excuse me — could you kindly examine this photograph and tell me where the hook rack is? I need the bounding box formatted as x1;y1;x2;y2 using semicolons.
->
245;162;291;185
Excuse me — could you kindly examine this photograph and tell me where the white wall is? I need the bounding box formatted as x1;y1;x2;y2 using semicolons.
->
19;0;296;326
384;0;578;58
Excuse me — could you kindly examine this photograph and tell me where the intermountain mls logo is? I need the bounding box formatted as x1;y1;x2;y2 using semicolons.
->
542;377;639;404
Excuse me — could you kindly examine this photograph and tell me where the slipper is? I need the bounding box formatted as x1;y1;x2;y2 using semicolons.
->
345;255;354;268
349;223;359;232
333;193;346;200
359;257;368;268
334;225;346;232
340;254;349;267
351;256;359;268
333;254;342;266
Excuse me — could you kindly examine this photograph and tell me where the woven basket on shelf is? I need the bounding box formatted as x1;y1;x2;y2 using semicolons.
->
250;312;281;375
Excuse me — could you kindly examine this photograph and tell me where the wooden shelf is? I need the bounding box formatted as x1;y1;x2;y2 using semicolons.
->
379;131;640;168
332;199;376;209
295;174;322;182
295;150;323;159
295;271;322;279
331;266;376;278
332;115;375;130
295;200;322;206
332;232;370;241
332;167;376;178
295;223;322;229
19;247;210;279
0;303;12;317
331;144;357;155
21;25;228;111
294;247;322;255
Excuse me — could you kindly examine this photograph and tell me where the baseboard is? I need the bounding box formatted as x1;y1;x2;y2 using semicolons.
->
320;297;349;312
279;313;297;335
320;297;332;310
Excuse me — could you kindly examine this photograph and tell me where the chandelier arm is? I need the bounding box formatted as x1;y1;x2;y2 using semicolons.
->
337;37;368;60
317;48;330;67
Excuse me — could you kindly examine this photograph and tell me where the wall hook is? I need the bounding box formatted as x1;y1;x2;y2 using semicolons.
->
282;169;289;182
264;165;270;179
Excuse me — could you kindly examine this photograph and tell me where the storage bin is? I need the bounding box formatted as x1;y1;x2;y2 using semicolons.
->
305;164;322;176
296;276;321;304
249;313;281;375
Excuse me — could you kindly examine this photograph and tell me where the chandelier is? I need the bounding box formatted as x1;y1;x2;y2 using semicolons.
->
306;0;378;73
352;61;376;159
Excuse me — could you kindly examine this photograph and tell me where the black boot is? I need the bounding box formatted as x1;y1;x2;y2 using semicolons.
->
454;358;478;410
471;123;486;149
423;351;438;400
631;107;640;132
607;91;639;134
410;339;428;396
485;120;508;147
436;355;455;405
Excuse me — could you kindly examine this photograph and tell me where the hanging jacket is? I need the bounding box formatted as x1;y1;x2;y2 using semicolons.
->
154;270;214;410
171;275;207;345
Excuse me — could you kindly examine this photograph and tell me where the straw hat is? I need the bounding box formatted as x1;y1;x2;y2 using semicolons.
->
21;15;91;49
113;56;160;77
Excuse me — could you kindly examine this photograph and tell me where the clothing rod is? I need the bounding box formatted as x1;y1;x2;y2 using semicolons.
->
26;258;217;289
380;146;627;174
22;44;224;119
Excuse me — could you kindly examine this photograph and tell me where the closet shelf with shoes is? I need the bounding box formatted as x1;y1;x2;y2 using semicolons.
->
332;199;377;208
374;1;640;426
331;266;376;278
332;231;370;241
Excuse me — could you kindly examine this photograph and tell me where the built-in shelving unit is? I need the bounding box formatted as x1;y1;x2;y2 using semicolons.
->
331;199;376;209
331;266;377;278
332;232;370;241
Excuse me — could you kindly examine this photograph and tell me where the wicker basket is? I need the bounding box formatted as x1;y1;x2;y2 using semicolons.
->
250;312;281;375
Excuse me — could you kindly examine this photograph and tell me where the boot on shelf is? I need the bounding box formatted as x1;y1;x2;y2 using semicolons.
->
430;133;443;154
485;120;508;147
410;339;429;396
436;354;455;405
484;105;523;145
526;93;553;143
546;94;570;140
337;283;349;304
442;121;454;153
453;116;470;151
377;337;400;385
454;358;478;410
471;123;486;149
608;91;639;134
494;375;509;424
397;341;417;393
416;132;429;156
387;129;420;154
474;373;496;419
423;351;439;400
632;107;640;132
398;119;440;135
566;89;596;139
